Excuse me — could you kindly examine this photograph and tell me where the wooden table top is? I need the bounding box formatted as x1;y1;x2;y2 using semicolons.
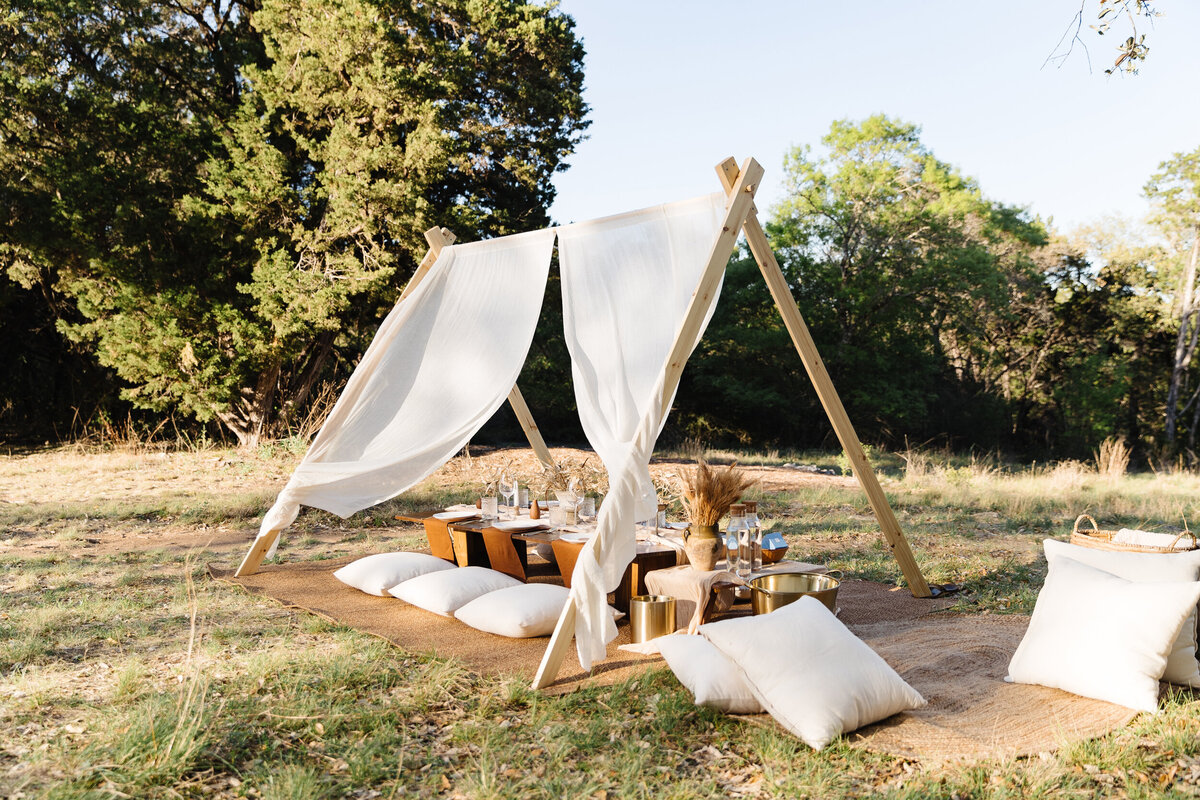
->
395;509;678;554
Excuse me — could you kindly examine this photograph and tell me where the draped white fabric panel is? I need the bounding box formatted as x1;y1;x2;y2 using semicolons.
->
254;228;556;550
556;192;727;668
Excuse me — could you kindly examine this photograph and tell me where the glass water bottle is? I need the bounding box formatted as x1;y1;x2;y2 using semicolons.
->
743;500;762;574
728;503;748;577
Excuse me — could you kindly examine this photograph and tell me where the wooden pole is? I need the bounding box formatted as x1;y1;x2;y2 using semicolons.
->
235;530;279;576
531;157;764;690
399;227;456;302
715;158;930;598
508;385;555;468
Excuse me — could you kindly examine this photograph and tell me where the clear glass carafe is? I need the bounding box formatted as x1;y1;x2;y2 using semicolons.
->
743;501;762;574
727;503;748;577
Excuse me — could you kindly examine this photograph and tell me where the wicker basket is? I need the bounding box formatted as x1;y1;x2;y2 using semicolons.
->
1071;514;1198;554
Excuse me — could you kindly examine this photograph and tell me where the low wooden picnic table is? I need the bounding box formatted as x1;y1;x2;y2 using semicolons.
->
395;508;679;611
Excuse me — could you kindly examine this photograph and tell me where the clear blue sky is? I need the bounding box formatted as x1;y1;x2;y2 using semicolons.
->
547;1;1200;236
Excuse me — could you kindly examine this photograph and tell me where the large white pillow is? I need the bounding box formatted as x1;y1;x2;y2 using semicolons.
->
388;567;520;617
1044;539;1200;687
1008;556;1200;712
700;597;925;750
657;634;763;714
333;552;455;596
455;584;570;638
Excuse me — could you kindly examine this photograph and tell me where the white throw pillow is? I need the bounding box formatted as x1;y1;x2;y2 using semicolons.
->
1044;539;1200;687
700;597;925;750
455;584;570;638
333;552;455;596
1008;556;1200;712
657;634;763;714
388;567;521;617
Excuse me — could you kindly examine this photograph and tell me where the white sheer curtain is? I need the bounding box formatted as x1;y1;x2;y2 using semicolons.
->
557;192;727;668
254;228;556;553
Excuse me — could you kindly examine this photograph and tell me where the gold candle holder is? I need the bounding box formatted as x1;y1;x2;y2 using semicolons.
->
629;595;677;643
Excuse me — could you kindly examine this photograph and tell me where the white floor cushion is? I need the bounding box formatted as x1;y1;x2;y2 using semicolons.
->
333;552;455;596
455;583;570;638
657;634;763;714
700;596;925;750
1008;556;1200;712
388;567;521;617
1043;539;1200;687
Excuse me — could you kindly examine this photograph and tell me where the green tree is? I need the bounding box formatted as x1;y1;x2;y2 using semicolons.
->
0;0;253;442
1145;147;1200;454
1030;230;1172;458
755;115;1048;448
0;0;588;446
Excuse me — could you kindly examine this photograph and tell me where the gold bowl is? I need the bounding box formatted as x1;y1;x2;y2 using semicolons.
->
748;571;839;615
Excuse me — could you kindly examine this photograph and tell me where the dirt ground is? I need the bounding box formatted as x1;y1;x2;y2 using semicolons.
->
0;445;854;562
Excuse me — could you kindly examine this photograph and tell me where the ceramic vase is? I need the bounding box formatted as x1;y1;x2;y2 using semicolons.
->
684;523;723;571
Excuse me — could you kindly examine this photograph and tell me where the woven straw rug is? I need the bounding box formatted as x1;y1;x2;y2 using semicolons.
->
210;556;1137;762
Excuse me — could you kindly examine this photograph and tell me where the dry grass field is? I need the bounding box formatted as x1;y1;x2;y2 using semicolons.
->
3;443;1200;798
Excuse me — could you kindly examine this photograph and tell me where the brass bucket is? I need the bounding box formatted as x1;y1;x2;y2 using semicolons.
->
749;571;840;616
629;595;677;643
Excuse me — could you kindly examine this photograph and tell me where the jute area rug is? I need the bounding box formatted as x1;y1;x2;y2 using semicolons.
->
210;556;1136;762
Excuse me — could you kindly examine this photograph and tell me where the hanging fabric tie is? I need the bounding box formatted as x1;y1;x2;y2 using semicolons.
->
557;192;727;668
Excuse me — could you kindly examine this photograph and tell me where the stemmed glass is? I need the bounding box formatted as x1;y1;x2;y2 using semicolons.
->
499;474;517;519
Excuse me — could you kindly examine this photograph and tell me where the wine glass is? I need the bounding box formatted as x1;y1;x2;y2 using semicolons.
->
499;474;516;518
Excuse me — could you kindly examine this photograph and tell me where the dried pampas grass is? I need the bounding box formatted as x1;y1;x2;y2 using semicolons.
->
679;459;755;527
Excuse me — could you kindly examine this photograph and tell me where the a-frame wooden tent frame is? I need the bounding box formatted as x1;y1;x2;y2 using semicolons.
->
234;156;930;688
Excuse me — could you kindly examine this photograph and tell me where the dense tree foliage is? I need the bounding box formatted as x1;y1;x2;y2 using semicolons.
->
0;0;587;445
1;2;1196;465
676;116;1185;462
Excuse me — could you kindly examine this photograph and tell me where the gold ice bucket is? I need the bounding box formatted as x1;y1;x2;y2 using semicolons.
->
629;595;677;643
749;571;840;616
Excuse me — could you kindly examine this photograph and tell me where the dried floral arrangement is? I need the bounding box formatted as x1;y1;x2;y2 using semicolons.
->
478;459;514;497
651;470;683;516
677;459;756;527
532;456;609;497
569;456;608;496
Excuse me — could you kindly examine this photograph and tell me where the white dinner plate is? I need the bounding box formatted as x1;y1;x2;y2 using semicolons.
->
559;532;593;543
433;510;479;522
491;519;551;532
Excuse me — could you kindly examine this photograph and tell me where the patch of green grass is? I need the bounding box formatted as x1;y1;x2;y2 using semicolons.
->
7;451;1200;799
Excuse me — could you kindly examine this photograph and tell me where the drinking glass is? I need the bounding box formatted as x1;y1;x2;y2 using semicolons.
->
499;475;516;518
481;496;498;520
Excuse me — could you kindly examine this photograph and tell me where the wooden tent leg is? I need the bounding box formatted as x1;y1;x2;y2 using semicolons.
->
532;597;577;690
715;158;930;598
508;385;555;469
235;529;281;577
532;157;765;690
398;227;456;303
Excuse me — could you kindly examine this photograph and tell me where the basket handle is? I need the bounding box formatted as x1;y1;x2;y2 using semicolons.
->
1167;530;1198;550
1073;514;1099;536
